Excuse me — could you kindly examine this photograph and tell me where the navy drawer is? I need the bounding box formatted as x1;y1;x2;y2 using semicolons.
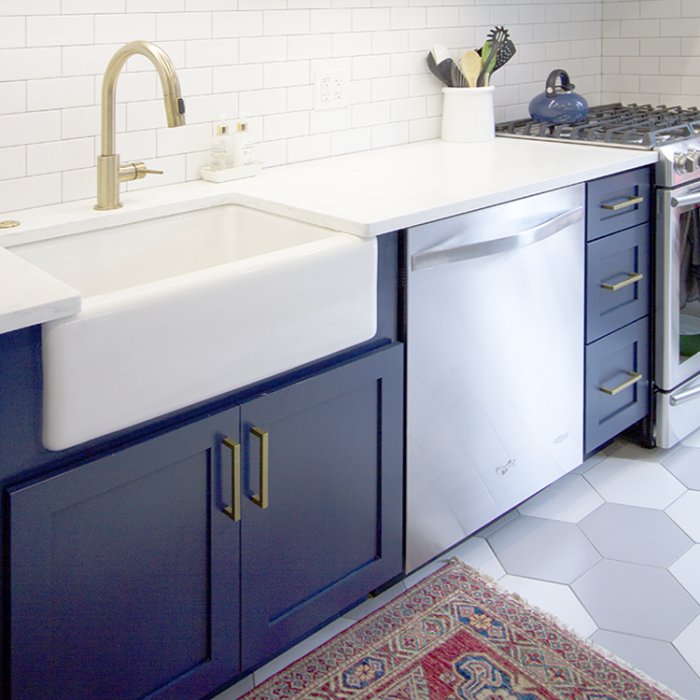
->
586;222;650;343
587;167;651;241
585;317;650;454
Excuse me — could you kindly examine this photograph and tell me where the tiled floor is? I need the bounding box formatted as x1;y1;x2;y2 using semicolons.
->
214;434;700;700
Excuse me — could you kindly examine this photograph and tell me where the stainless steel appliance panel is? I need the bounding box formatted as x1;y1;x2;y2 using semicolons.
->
405;185;585;572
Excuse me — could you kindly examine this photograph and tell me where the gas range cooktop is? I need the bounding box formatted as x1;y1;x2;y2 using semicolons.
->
496;102;700;187
496;103;700;150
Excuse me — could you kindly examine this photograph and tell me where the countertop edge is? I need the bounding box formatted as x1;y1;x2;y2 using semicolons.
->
0;139;659;335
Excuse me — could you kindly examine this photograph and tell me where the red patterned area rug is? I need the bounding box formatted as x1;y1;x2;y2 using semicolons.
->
243;559;685;700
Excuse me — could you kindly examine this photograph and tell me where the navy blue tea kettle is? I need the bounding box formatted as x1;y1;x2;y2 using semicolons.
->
529;69;589;124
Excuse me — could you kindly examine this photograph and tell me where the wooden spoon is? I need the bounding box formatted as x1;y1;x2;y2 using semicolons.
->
461;50;482;88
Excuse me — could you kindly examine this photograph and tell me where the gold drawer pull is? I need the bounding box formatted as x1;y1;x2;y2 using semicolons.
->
600;371;643;396
222;437;241;522
251;426;269;510
601;195;644;211
601;272;644;291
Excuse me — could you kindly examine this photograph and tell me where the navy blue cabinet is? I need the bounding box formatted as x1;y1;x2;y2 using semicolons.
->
585;167;652;453
7;343;404;700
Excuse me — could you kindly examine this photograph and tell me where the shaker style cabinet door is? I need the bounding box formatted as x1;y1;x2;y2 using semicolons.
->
238;343;404;673
9;407;241;700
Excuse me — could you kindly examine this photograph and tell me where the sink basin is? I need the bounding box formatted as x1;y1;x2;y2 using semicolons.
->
10;205;377;450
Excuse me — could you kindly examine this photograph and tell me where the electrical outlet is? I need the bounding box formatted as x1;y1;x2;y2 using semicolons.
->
314;69;350;111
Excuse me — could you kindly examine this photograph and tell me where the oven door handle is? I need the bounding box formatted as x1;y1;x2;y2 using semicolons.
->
411;206;584;271
671;191;700;208
670;384;700;406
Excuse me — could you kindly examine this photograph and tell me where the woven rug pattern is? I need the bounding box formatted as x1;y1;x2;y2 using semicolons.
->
243;560;684;700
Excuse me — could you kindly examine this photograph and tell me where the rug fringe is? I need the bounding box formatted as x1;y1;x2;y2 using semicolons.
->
447;558;689;700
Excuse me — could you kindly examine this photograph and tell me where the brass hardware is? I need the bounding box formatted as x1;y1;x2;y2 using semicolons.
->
601;195;644;211
0;220;20;229
222;437;241;522
600;371;643;396
95;40;185;211
250;426;269;510
601;272;644;291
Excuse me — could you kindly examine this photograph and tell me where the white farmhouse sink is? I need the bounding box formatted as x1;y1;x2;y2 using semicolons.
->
10;205;377;451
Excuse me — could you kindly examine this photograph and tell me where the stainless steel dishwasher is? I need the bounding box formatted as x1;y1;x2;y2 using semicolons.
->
405;184;585;572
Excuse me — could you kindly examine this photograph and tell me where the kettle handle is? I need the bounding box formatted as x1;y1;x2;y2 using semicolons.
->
545;69;575;98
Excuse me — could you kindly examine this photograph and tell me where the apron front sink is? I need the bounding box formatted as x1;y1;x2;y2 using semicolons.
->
10;205;377;450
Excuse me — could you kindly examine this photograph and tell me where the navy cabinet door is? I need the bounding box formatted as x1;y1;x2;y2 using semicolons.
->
239;343;404;672
9;407;241;700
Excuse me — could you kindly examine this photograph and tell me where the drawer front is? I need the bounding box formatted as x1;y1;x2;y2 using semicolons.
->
587;167;652;241
585;317;650;454
586;222;650;343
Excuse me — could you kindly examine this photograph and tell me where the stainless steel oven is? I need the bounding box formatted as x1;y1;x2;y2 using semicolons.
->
498;103;700;448
655;170;700;447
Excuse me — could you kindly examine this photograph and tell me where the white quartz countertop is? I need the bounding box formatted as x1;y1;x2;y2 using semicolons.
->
0;137;657;335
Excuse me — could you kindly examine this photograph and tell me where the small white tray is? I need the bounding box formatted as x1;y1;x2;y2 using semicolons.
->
199;162;262;183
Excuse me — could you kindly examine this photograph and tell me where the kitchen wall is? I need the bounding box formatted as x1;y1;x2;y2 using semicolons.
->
601;0;700;108
0;0;635;217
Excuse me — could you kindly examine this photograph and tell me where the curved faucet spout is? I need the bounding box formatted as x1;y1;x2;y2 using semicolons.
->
96;40;186;210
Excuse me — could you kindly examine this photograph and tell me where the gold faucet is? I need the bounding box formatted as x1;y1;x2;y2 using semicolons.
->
95;41;186;210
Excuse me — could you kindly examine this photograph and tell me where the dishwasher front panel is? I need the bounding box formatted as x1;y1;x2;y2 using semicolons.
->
405;185;585;572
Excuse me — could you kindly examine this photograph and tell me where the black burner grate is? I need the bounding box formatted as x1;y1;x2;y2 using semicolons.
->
496;103;700;148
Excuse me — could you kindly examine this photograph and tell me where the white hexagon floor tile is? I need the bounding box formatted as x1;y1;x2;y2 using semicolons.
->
449;536;506;582
517;473;604;523
673;613;700;677
498;574;598;638
661;446;700;491
583;457;687;509
666;491;700;542
578;502;693;567
592;629;700;700
486;515;601;584
670;544;700;603
572;559;700;642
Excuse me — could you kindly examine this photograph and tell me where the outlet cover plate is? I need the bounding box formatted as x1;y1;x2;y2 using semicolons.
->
314;69;350;111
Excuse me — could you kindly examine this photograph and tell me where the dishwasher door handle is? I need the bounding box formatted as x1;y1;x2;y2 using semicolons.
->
411;206;584;271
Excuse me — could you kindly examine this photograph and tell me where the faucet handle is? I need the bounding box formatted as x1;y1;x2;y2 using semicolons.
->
119;162;164;182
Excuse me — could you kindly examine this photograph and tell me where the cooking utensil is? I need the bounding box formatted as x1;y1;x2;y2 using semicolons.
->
460;50;481;88
450;62;469;88
477;26;509;87
490;39;516;75
528;69;589;123
427;46;455;87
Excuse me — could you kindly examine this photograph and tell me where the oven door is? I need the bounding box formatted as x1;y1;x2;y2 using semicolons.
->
656;182;700;392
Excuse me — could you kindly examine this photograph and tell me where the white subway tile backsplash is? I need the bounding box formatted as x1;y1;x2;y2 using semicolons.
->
239;36;286;64
0;82;26;115
265;10;310;36
27;15;94;47
157;13;212;41
213;11;263;38
263;61;310;88
27;76;94;111
0;146;25;181
27;137;94;176
0;173;61;211
95;14;157;44
353;8;391;31
0;0;692;215
186;38;238;68
1;17;25;48
0;47;61;82
0;111;61;148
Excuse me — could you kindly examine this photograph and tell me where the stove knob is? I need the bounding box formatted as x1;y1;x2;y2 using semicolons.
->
674;152;695;174
688;149;700;172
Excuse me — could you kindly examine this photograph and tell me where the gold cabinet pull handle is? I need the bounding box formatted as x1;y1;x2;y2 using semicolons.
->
222;437;241;522
250;426;269;510
601;272;644;291
600;371;643;396
601;195;644;211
